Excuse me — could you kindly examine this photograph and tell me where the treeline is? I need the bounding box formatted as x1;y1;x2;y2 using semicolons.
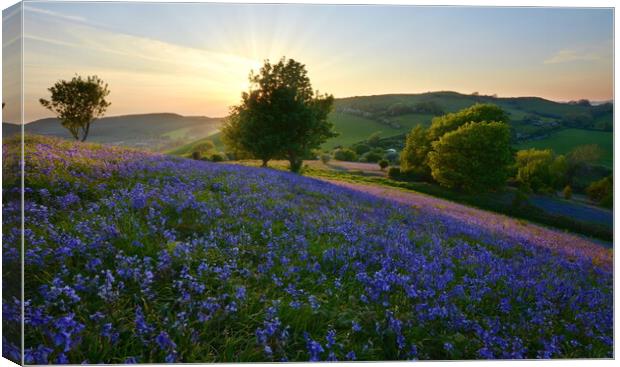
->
387;104;611;208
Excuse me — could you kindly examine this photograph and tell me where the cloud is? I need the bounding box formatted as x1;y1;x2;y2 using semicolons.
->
544;41;612;65
544;49;600;64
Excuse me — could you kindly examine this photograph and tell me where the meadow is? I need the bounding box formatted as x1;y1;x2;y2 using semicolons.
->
2;135;612;363
516;129;613;168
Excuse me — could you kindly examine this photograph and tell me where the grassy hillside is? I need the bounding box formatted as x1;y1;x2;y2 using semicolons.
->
2;135;612;362
516;129;613;168
44;92;608;161
323;91;611;152
166;132;225;157
3;113;223;152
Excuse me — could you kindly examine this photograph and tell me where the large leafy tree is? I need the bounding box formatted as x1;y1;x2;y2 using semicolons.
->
428;103;508;141
399;124;432;178
222;58;336;172
39;75;111;142
428;121;512;192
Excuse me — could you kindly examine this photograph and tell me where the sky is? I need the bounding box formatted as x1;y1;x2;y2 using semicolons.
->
1;1;614;123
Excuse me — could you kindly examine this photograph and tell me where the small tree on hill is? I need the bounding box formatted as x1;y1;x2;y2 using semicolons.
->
428;121;512;192
222;58;336;172
378;159;389;171
39;75;111;142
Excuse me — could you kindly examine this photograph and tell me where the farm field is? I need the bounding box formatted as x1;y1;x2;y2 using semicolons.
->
322;112;389;149
3;135;612;363
516;128;613;168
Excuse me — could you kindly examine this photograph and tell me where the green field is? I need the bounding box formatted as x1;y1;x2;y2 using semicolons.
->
168;92;613;160
166;132;224;156
516;128;613;168
323;112;387;149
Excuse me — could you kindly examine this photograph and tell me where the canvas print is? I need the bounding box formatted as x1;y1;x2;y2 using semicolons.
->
1;1;614;364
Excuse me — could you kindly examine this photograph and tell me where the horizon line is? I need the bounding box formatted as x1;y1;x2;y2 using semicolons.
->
3;90;614;125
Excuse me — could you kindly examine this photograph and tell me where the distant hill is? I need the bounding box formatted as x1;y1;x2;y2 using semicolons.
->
3;113;223;152
172;91;612;163
328;91;612;146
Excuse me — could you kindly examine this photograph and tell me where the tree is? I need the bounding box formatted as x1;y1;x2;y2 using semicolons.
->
428;121;512;191
563;185;572;200
39;75;110;142
222;58;336;172
366;132;382;147
514;148;567;193
361;149;383;163
400;124;431;175
586;176;612;207
566;144;603;183
428;103;508;141
333;148;357;162
378;159;389;171
320;153;331;164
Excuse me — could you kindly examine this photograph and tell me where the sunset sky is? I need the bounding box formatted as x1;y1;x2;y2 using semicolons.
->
2;1;614;123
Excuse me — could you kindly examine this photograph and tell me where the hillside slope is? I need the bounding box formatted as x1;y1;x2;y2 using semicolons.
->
172;92;612;160
3;113;223;152
2;135;612;363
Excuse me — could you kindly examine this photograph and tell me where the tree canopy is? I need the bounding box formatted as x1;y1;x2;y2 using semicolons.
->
428;103;509;141
515;148;567;193
399;124;432;177
428;121;512;191
39;75;111;142
222;58;336;172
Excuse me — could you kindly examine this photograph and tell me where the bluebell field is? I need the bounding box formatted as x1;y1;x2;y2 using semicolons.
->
1;135;613;363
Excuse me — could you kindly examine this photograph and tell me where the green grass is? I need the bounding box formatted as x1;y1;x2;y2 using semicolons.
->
390;113;435;130
166;133;224;157
516;128;613;168
323;112;386;149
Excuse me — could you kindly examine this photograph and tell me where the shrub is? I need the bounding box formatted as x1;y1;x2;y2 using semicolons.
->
515;149;567;193
210;153;225;162
387;166;429;182
586;176;612;208
366;132;382;147
384;150;399;164
378;159;389;171
320;153;331;164
387;166;401;179
191;151;202;160
333;148;357;162
563;185;573;200
362;150;383;163
352;144;371;155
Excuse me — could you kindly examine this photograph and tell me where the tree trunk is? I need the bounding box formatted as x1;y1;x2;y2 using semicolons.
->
80;123;91;142
288;152;302;173
261;159;268;167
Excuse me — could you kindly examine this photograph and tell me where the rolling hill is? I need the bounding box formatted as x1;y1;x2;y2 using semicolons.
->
329;91;612;146
2;135;612;362
5;92;612;163
172;91;613;164
3;113;223;152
